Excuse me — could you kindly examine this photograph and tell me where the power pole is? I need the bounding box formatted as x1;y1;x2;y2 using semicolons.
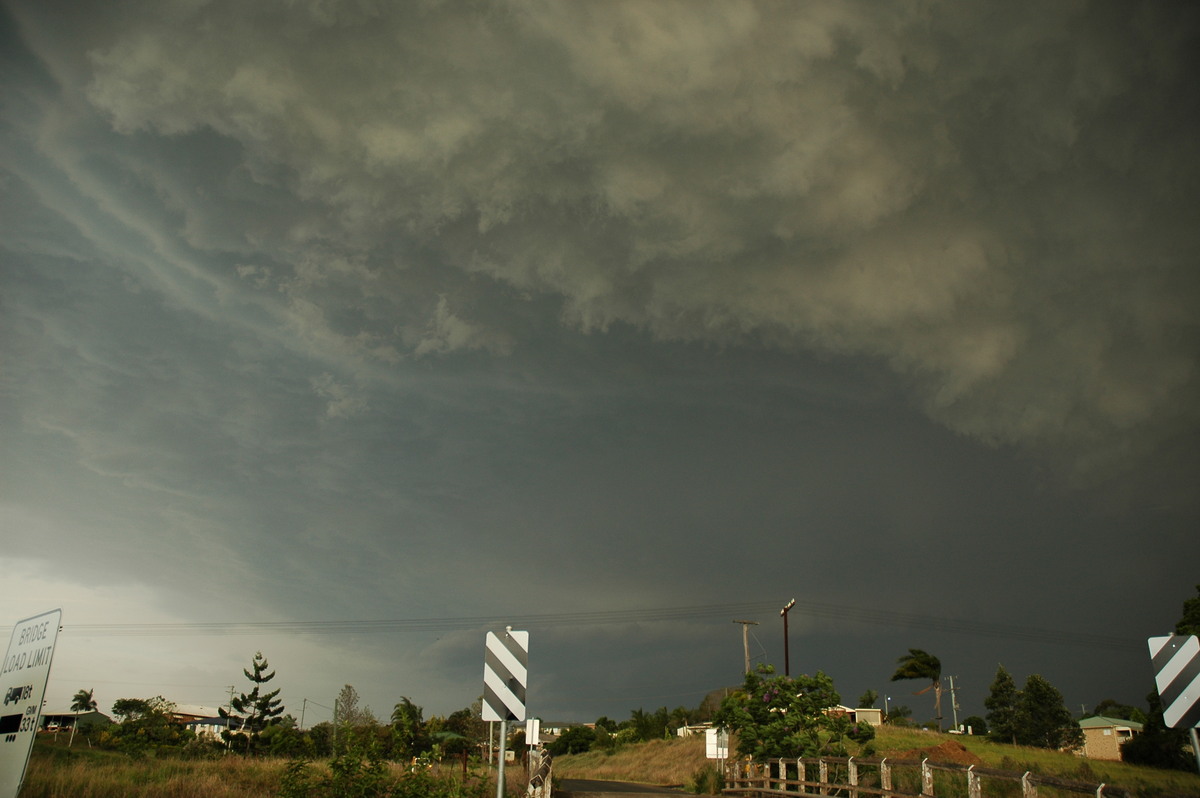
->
947;676;960;731
780;598;796;676
733;620;759;674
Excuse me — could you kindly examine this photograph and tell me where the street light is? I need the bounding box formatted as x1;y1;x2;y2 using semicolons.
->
780;598;796;676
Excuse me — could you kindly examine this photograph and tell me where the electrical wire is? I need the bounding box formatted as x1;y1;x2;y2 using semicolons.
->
31;599;1138;652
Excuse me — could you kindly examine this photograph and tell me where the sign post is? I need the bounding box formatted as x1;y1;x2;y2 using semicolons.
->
1148;635;1200;773
483;628;528;798
1;609;62;798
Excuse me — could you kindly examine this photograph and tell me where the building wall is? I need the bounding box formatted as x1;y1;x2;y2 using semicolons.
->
1082;726;1129;760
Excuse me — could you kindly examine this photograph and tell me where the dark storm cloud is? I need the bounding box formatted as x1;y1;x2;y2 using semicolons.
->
2;0;1198;721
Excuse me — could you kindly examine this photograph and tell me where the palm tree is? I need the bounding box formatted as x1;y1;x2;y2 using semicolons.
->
890;649;943;731
69;688;98;747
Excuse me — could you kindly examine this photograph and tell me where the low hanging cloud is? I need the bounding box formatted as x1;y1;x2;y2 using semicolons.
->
14;0;1199;474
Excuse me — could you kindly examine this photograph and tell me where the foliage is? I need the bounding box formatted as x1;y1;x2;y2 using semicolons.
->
890;649;943;729
112;696;175;723
99;696;193;755
1121;689;1196;771
275;736;490;798
336;685;375;728
688;762;725;795
712;665;867;759
391;696;428;758
1015;674;1083;750
71;688;99;714
548;725;597;756
223;651;285;754
1175;583;1200;635
884;704;912;725
1091;698;1147;724
857;689;878;708
984;665;1019;744
961;715;988;735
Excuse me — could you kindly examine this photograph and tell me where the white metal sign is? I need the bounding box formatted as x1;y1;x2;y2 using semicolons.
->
1148;635;1200;728
705;727;729;759
1;609;62;798
482;629;528;722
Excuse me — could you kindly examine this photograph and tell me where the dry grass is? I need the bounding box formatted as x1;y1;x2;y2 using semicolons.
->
18;745;502;798
552;728;1200;797
552;736;709;788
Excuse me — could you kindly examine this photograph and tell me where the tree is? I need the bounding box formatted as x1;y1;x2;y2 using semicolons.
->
857;689;878;709
69;688;98;747
334;684;375;728
548;725;596;755
985;665;1020;745
961;715;988;735
1176;584;1200;635
1015;674;1083;750
1121;689;1196;771
103;696;186;754
223;651;284;753
391;696;427;757
713;665;872;760
1091;699;1147;724
890;649;943;730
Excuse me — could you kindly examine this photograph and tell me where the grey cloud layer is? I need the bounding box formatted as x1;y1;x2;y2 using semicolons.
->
12;0;1200;474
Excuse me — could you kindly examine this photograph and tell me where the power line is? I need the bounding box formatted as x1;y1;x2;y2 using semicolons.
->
20;599;1138;652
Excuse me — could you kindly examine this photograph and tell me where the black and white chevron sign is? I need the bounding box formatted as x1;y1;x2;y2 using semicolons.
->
482;629;528;722
1148;635;1200;729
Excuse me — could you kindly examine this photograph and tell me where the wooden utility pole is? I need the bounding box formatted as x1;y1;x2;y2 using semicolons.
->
733;620;758;674
780;598;796;676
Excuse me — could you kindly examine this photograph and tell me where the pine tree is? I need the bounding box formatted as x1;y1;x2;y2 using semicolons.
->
223;651;284;753
984;665;1019;745
1016;674;1083;750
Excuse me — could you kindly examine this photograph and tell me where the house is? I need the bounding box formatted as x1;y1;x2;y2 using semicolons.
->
185;715;243;741
825;705;884;727
1078;715;1143;761
37;709;112;732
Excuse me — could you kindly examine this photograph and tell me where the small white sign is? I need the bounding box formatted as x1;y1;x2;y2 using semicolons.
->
705;727;729;759
1;609;62;798
526;717;540;746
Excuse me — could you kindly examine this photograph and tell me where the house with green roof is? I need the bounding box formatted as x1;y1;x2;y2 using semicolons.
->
1078;715;1143;761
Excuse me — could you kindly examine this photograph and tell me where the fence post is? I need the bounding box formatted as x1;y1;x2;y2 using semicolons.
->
921;758;934;796
797;758;805;793
1022;771;1037;798
819;758;829;797
848;756;858;798
880;757;892;793
967;764;980;798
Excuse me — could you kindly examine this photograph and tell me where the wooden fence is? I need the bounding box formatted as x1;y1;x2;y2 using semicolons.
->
723;756;1131;798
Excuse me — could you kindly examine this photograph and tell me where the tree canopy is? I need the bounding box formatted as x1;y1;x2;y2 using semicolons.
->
223;651;284;753
713;665;874;760
890;649;943;729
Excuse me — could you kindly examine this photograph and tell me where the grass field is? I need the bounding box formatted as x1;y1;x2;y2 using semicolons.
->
553;726;1200;797
17;727;1200;796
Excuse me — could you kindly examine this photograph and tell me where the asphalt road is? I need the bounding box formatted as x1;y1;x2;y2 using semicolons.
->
555;778;692;796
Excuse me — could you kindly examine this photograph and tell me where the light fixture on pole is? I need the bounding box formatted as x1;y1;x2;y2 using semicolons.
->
780;598;796;676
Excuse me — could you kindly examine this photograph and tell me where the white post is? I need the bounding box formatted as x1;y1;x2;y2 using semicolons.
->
495;719;507;798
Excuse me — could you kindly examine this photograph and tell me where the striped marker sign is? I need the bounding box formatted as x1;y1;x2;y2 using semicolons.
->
1148;635;1200;728
483;629;528;722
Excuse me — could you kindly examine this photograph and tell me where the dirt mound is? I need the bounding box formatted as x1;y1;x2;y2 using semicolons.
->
894;740;982;766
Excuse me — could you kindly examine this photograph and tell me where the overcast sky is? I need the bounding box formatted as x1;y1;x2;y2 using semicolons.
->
2;1;1198;728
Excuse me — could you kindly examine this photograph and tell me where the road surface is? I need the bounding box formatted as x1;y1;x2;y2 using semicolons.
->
555;778;692;796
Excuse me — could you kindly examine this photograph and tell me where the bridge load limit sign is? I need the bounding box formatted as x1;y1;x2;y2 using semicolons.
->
1;609;62;798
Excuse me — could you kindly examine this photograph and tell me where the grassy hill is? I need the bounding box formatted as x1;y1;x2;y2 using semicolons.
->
552;726;1200;796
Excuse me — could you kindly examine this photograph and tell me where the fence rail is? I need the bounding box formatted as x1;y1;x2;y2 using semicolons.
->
723;756;1130;798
